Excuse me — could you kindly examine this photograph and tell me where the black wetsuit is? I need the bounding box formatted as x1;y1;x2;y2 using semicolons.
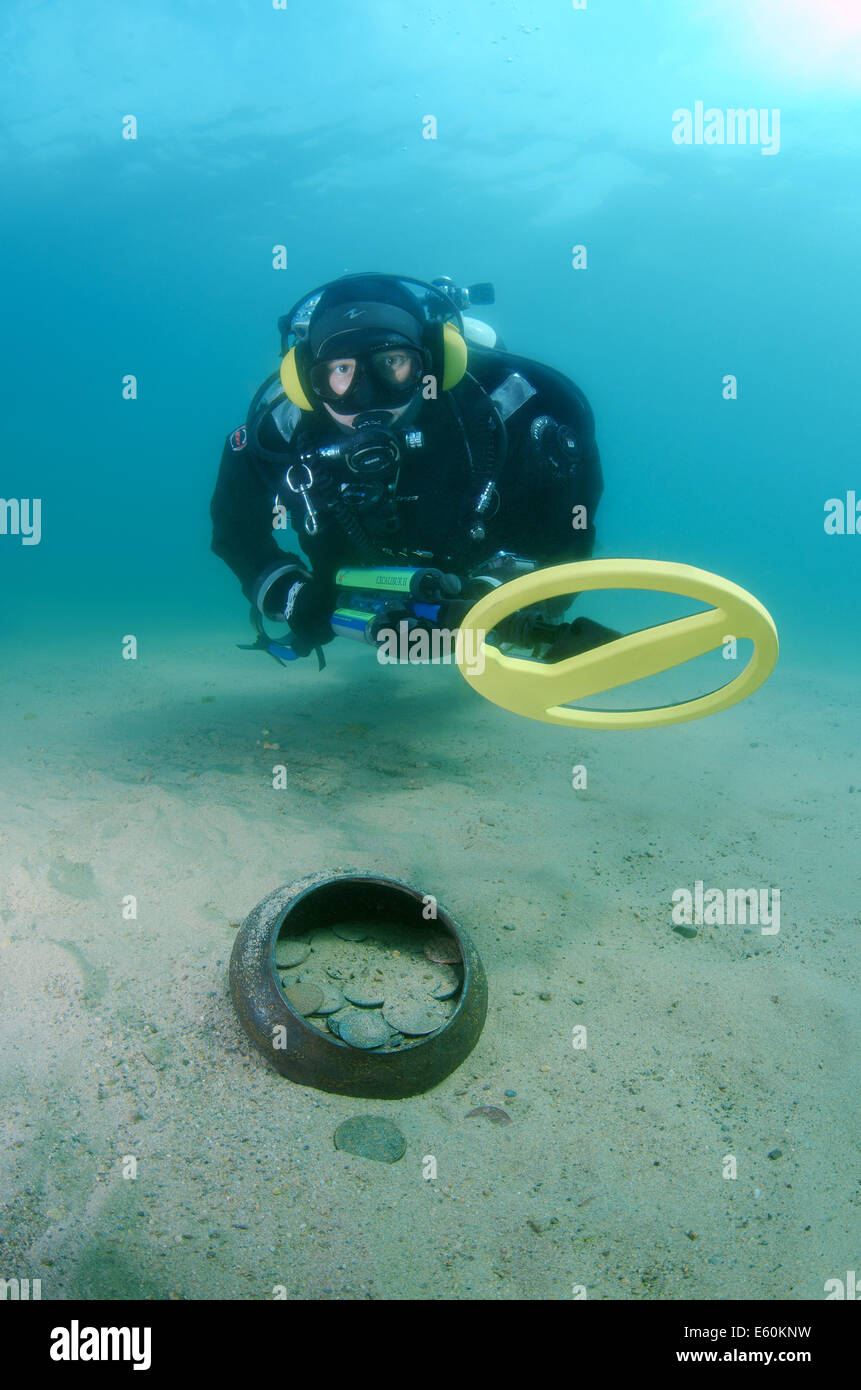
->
210;345;604;615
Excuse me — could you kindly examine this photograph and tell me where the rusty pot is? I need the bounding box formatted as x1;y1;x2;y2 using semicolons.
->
229;871;487;1099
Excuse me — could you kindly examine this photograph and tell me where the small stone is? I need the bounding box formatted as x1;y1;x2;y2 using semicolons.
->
767;1148;782;1160
332;923;369;942
343;978;386;1008
512;987;525;996
673;924;698;939
327;1014;343;1038
502;923;516;931
527;1216;558;1234
282;982;323;1016
334;1115;406;1164
504;1089;516;1098
336;1007;392;1050
274;937;311;968
538;990;551;1002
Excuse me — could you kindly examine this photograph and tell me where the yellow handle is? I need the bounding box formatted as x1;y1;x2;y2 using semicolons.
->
456;559;779;730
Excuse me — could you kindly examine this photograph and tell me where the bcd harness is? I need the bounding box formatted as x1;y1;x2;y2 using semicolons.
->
242;370;547;568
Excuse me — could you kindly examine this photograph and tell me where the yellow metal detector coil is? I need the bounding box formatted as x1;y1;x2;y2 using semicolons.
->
456;559;779;731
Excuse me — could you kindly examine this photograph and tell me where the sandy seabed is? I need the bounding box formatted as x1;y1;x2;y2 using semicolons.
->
1;626;858;1301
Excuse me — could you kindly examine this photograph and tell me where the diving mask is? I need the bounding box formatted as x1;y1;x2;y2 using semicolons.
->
309;340;425;412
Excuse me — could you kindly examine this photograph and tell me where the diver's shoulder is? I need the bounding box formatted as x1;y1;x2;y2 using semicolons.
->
465;345;590;402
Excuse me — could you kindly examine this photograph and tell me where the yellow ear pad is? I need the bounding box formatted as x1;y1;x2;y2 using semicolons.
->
280;348;315;411
441;321;468;390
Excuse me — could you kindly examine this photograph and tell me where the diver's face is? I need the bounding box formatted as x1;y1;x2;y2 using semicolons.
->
319;349;418;430
322;350;415;397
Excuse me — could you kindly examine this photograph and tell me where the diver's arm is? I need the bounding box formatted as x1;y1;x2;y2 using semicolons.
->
495;404;603;568
520;363;604;564
532;426;604;567
210;433;287;601
467;347;604;566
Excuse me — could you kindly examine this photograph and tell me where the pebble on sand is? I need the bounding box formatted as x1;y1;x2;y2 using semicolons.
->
527;1215;558;1234
673;924;698;939
334;1115;406;1164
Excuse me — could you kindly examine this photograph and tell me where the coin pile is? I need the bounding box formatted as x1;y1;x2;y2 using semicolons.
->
274;918;463;1052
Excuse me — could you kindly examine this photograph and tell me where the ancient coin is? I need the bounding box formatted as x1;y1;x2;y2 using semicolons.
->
423;932;462;965
334;1115;406;1163
343;977;386;1008
282;982;323;1016
382;997;447;1036
337;1009;392;1050
465;1106;512;1124
310;982;346;1015
429;964;461;1000
332;923;369;943
274;936;312;968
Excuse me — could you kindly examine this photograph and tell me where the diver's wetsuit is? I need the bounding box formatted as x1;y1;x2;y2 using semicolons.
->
210;345;604;613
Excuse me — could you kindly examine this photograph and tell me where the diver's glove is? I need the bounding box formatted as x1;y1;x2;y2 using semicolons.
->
282;577;337;657
250;558;335;658
251;555;311;620
543;616;622;663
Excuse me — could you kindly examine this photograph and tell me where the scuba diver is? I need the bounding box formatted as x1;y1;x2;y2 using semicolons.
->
210;272;618;665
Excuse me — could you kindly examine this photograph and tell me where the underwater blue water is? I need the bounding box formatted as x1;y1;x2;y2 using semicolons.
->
2;2;860;1311
1;0;859;662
